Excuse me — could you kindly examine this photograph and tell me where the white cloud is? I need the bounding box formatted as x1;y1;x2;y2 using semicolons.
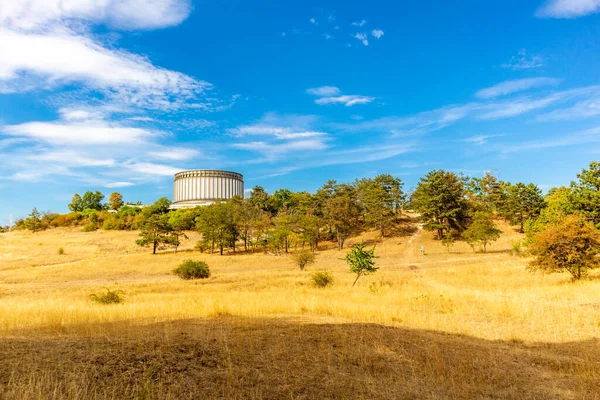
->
307;87;375;107
2;120;157;145
536;0;600;18
315;95;375;106
104;181;135;188
124;162;181;176
0;0;191;31
306;86;341;96
324;33;333;40
27;150;116;166
309;17;317;24
354;33;369;46
476;78;561;99
502;126;600;153
478;96;561;120
501;49;543;70
352;20;367;27
0;28;210;109
372;29;384;39
233;139;328;156
461;134;503;145
148;148;200;160
538;97;600;120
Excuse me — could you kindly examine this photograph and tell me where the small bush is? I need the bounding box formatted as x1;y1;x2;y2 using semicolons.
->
82;222;97;232
57;247;65;255
90;288;124;304
311;271;334;288
510;239;522;256
293;249;316;271
173;259;211;280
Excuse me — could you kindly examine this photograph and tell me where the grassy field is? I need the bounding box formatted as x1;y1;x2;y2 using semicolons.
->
1;217;599;399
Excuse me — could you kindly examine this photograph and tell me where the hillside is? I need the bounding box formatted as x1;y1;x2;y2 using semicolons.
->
0;219;599;398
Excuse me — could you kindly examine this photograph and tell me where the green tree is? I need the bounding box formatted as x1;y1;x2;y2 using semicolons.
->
249;186;270;212
108;192;124;211
81;191;105;211
196;202;238;255
468;172;504;212
500;182;545;233
356;174;404;237
24;208;42;232
461;212;502;253
135;214;178;254
570;161;600;228
344;242;378;287
325;183;361;249
528;215;600;280
168;210;193;253
411;170;471;239
68;193;84;212
524;186;577;243
142;197;171;218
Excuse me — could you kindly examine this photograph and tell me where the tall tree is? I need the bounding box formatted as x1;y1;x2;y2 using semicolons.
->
411;170;470;239
68;193;84;212
135;214;178;254
468;172;504;212
325;183;361;249
249;186;269;212
196;202;238;255
570;161;600;228
24;208;42;232
108;192;124;211
355;174;404;237
81;191;105;211
500;182;545;233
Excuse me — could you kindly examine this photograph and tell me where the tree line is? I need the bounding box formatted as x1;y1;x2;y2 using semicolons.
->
10;162;600;279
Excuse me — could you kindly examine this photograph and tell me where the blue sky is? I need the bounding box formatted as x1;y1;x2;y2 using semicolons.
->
1;0;600;223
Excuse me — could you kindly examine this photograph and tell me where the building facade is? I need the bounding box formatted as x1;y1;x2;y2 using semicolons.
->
171;170;244;209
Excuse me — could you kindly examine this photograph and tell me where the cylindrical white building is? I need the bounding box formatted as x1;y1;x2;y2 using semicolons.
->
171;170;244;209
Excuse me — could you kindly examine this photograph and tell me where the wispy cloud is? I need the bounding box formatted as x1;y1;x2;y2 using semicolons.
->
104;182;135;188
536;0;600;18
0;0;191;30
307;87;375;106
316;95;375;106
476;78;561;99
309;17;317;24
229;113;329;160
461;134;503;145
353;32;369;46
371;29;384;39
352;20;367;27
501;49;543;70
501;126;600;153
306;86;341;96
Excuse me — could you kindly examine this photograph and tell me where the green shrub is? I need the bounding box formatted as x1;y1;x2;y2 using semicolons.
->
293;249;316;271
173;259;211;280
311;271;334;288
90;288;124;304
57;247;64;255
82;222;97;232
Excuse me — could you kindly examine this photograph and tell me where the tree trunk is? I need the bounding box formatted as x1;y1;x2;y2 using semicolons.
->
153;240;157;255
220;244;223;255
352;273;361;287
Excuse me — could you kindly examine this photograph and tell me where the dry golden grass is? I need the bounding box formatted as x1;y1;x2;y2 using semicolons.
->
1;217;599;398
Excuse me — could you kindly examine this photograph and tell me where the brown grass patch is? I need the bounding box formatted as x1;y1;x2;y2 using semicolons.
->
1;317;599;400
